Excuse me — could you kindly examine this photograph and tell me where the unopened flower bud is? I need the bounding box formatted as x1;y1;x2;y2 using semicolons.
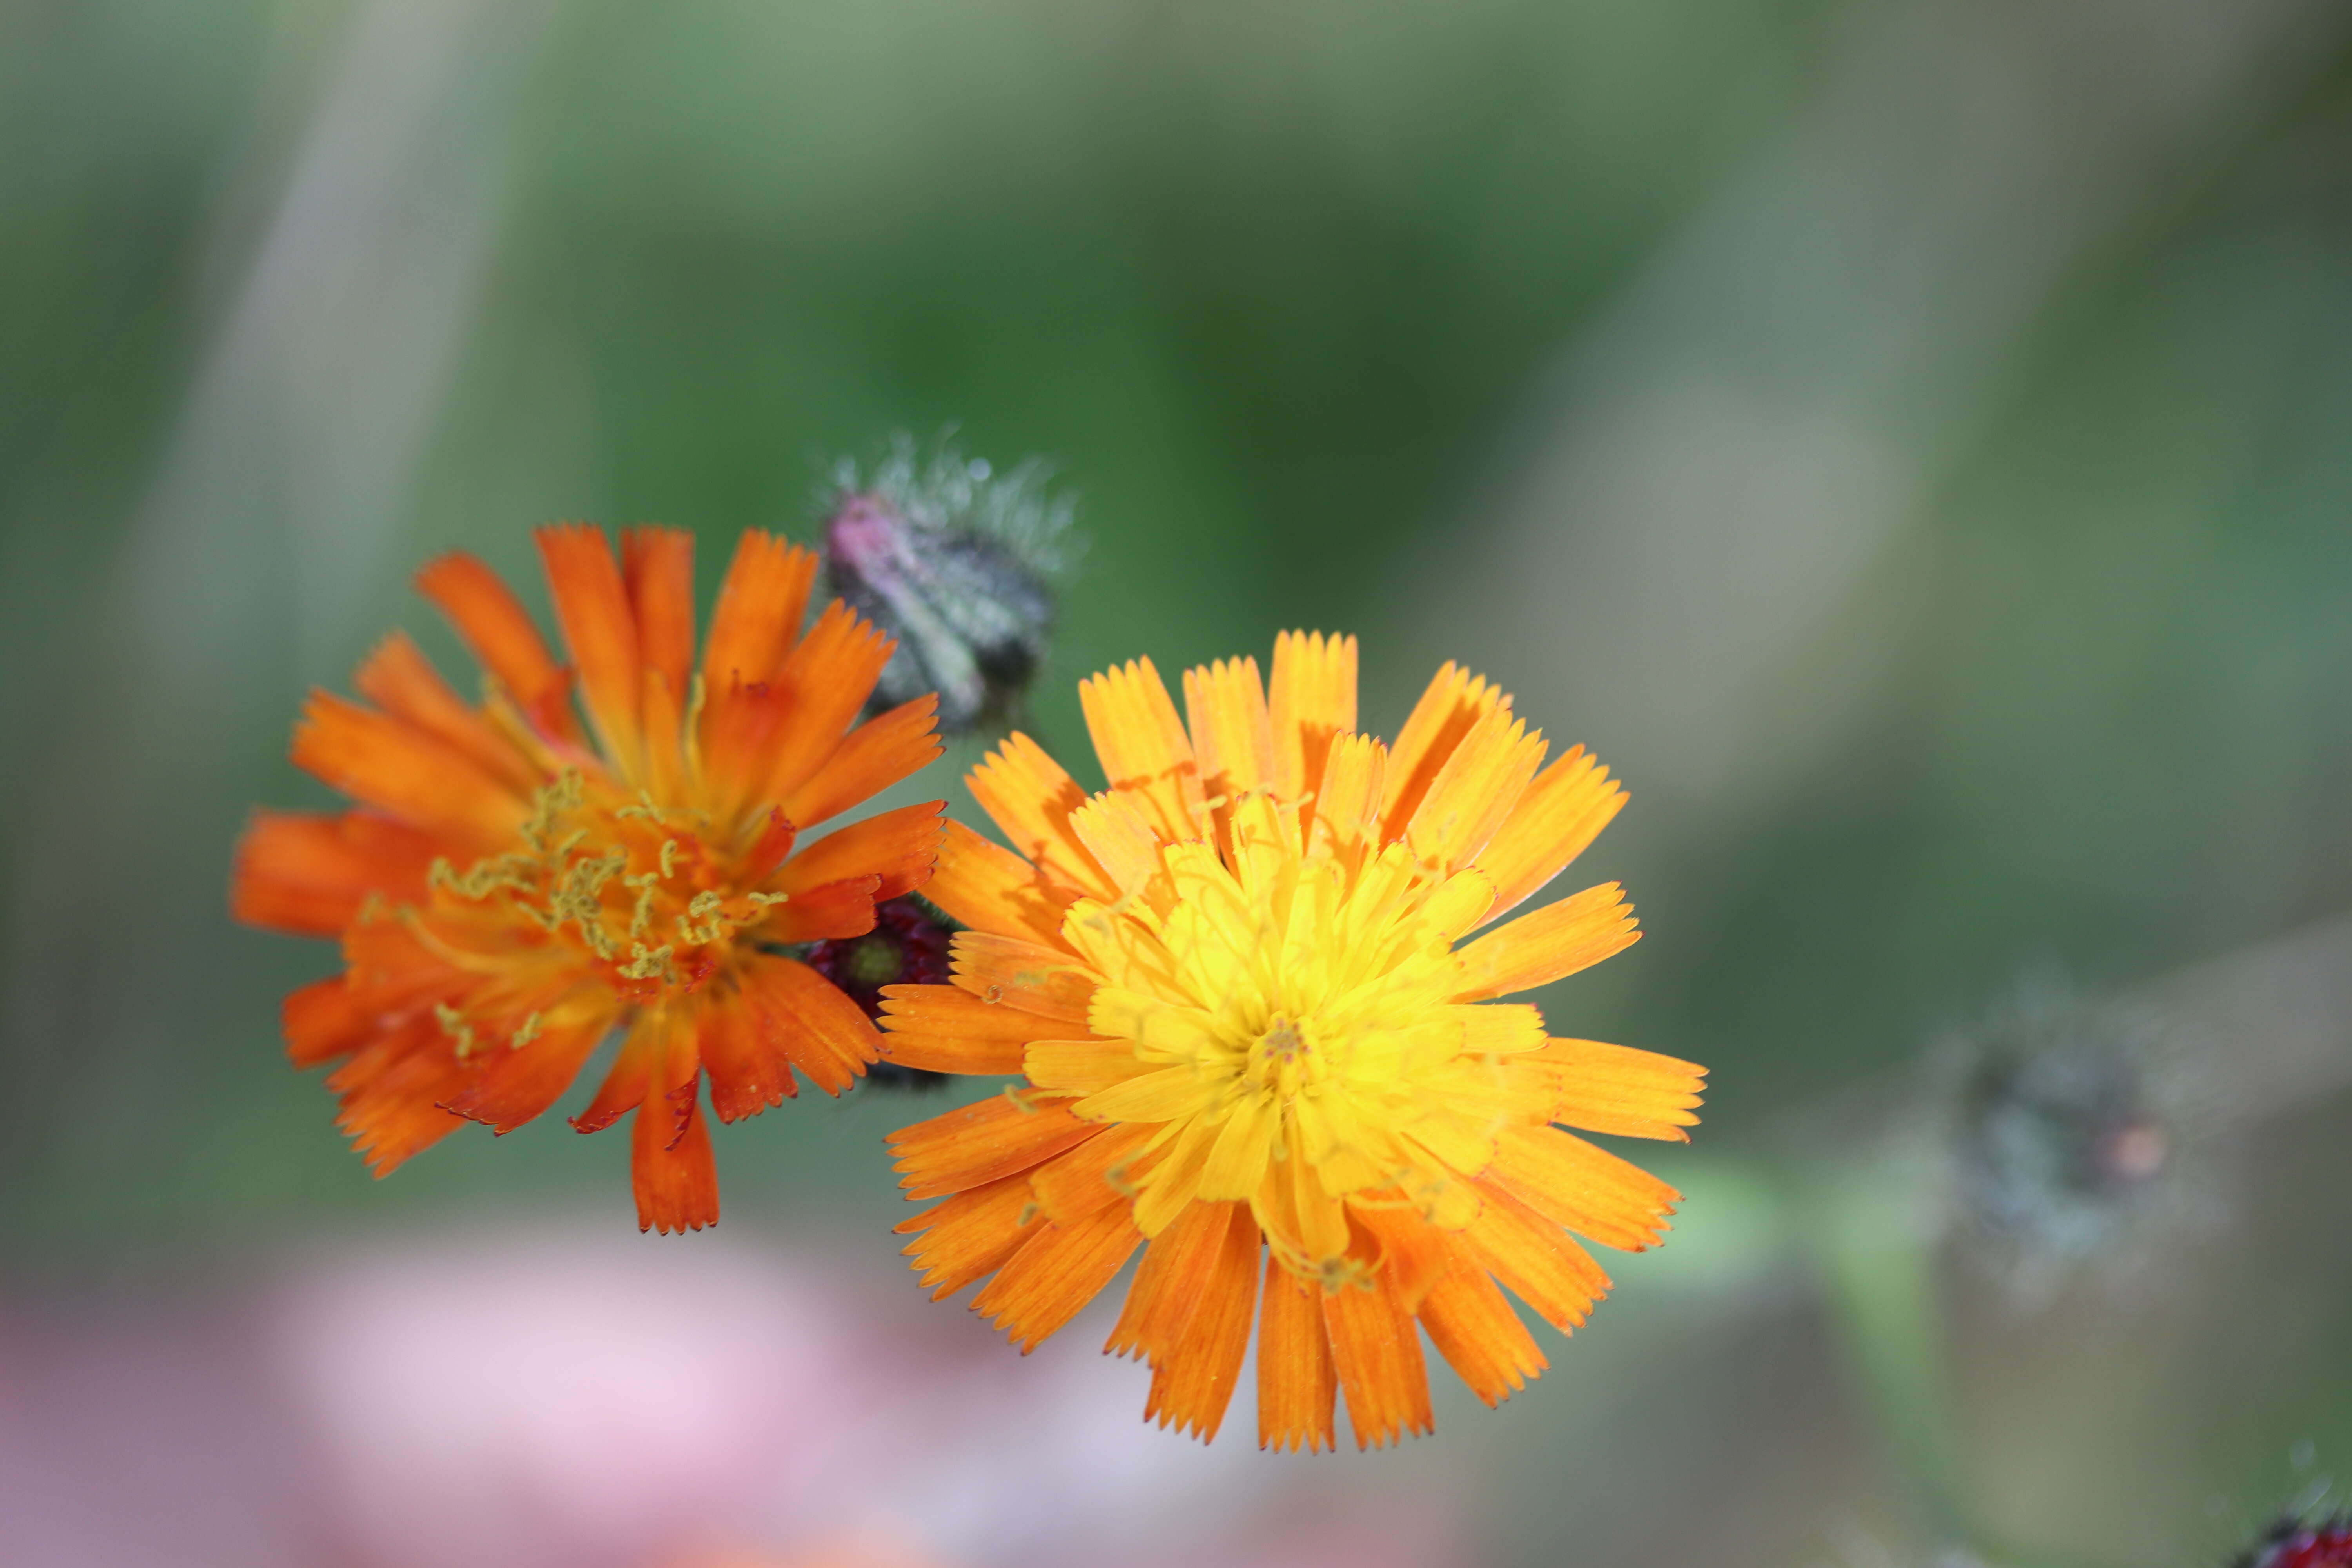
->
1935;974;2222;1306
823;436;1075;736
808;895;956;1090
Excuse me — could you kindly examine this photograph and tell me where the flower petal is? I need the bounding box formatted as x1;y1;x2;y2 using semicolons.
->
1080;657;1204;842
1256;1256;1339;1453
1142;1202;1261;1442
878;984;1049;1074
1533;1038;1706;1141
948;931;1096;1023
968;731;1113;900
738;953;882;1096
1484;1123;1680;1252
924;819;1078;949
1268;630;1357;806
971;1201;1141;1352
1450;882;1640;1001
231;809;439;937
621;526;696;708
700;530;817;690
632;1082;719;1234
535;523;644;773
1461;1178;1610;1332
1323;1234;1435;1450
777;800;944;903
415;550;580;742
1404;704;1546;875
1417;1236;1547;1407
889;1092;1099;1201
1470;745;1626;924
897;1171;1042;1299
290;694;528;850
1378;661;1506;845
780;695;942;829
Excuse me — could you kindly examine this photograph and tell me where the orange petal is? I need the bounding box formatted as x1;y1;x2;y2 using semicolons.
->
970;1200;1141;1352
326;1015;473;1176
290;694;529;850
1303;733;1385;873
1460;1179;1611;1332
231;809;440;937
1417;1236;1547;1408
353;631;542;795
1378;661;1506;845
1185;656;1275;857
534;524;643;772
1403;703;1546;875
1029;1122;1156;1223
967;732;1113;900
737;953;881;1096
1485;1123;1679;1252
1140;1202;1261;1442
1268;630;1357;808
1256;1256;1338;1453
1323;1237;1435;1450
414;550;580;743
283;976;376;1069
1472;746;1626;924
621;526;695;710
756;874;883;946
749;601;897;806
632;1082;719;1234
924;819;1077;949
896;1171;1043;1299
1024;1038;1151;1096
338;908;468;1016
776;801;945;903
697;980;801;1122
1107;1196;1242;1363
888;1093;1099;1201
1347;1201;1450;1314
573;1014;662;1133
700;530;818;690
1067;789;1170;906
948;931;1096;1024
439;1009;610;1134
780;695;943;829
1450;882;1640;1001
1079;657;1203;843
876;984;1043;1075
1532;1038;1706;1141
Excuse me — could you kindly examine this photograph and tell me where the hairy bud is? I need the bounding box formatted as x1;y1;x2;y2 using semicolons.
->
823;436;1075;736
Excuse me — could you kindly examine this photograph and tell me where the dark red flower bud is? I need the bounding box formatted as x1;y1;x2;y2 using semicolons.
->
808;895;956;1089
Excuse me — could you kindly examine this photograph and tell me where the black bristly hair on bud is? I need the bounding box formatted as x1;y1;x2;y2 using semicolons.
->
822;433;1078;738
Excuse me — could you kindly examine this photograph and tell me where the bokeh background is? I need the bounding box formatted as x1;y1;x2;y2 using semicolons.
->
7;1;2352;1565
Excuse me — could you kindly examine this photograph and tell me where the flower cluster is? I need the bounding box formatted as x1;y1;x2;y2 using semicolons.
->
235;506;1707;1451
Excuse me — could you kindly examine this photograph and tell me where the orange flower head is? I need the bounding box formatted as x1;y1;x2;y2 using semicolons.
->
233;525;947;1232
879;635;1705;1449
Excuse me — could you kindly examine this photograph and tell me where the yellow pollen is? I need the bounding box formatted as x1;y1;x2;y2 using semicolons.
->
434;1001;479;1059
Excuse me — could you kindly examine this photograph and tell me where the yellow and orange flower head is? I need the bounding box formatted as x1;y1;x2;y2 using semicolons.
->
878;635;1705;1450
232;525;947;1233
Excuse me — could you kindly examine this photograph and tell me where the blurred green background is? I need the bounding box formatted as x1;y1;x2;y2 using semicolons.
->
5;1;2352;1565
